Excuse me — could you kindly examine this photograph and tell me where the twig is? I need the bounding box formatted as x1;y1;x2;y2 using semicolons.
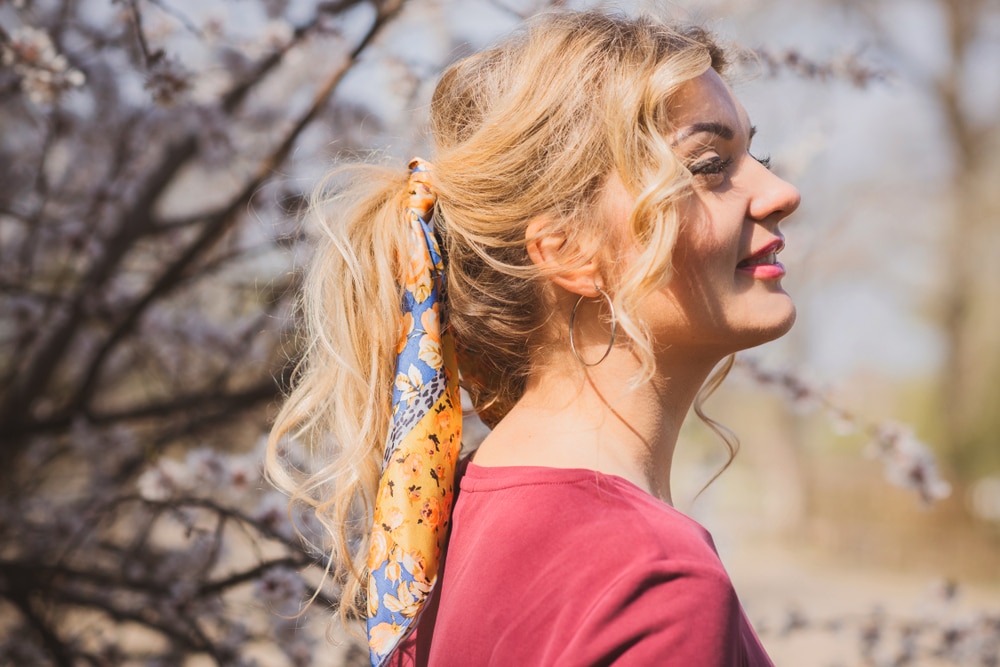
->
125;0;163;66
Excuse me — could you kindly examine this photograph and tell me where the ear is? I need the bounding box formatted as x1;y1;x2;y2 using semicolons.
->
525;215;602;297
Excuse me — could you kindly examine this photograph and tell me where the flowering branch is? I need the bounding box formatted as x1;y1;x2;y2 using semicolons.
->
0;25;85;104
738;46;887;88
736;355;951;506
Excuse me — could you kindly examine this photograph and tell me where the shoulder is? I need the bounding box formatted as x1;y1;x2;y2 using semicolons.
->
456;463;725;570
559;552;745;666
432;464;751;666
451;462;737;621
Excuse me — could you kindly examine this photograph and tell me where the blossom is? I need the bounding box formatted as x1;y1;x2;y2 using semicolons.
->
254;567;306;614
1;26;86;105
227;455;261;495
738;355;951;506
867;421;951;506
251;494;297;542
261;19;293;51
185;447;228;487
238;19;294;59
137;459;189;501
145;57;190;106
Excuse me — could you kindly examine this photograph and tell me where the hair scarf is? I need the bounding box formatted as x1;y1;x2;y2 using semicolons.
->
366;159;463;666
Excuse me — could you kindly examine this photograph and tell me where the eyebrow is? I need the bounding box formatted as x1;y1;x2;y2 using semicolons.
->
673;122;758;145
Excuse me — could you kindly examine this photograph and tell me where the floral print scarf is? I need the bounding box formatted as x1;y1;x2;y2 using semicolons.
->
365;159;463;666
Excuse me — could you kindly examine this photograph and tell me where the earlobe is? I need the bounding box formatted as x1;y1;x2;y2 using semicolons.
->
525;215;602;297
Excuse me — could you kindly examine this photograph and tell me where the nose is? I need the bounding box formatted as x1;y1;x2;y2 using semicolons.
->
748;163;801;224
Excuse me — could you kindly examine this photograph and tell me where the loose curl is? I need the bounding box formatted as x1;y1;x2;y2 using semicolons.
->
266;10;730;629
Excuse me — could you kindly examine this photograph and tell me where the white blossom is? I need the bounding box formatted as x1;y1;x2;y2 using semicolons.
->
185;447;229;488
867;421;952;505
228;453;262;493
739;356;951;506
1;26;86;105
254;567;306;615
261;19;294;51
145;57;190;106
137;458;190;501
252;492;297;542
827;407;858;436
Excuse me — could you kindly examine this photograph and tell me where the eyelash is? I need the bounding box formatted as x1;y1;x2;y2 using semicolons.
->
752;153;772;169
688;152;772;177
689;156;733;176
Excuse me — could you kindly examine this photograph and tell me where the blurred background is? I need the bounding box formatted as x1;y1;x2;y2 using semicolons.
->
1;0;997;664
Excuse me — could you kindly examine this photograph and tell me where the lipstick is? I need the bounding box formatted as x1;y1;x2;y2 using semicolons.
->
737;240;786;280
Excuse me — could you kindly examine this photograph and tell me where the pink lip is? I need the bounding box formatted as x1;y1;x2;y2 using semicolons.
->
737;262;786;280
736;238;786;280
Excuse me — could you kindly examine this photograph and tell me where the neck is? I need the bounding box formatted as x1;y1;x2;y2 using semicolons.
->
472;344;724;505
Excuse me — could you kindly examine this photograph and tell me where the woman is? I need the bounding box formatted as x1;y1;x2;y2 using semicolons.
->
267;9;799;666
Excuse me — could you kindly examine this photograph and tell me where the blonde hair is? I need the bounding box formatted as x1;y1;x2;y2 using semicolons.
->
266;10;728;628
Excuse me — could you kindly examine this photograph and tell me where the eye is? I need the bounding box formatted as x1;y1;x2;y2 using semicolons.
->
688;156;733;177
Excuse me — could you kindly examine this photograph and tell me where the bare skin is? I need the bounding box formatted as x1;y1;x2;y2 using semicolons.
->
471;69;801;505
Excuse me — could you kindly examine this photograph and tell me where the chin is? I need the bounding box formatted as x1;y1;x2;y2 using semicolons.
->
737;301;796;351
770;304;797;339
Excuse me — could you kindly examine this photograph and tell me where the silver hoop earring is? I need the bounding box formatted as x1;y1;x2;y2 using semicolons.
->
569;285;617;367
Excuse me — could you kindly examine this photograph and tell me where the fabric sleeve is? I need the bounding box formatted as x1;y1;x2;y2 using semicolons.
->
557;558;745;667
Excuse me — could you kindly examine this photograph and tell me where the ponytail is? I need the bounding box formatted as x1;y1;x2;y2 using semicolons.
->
266;163;411;628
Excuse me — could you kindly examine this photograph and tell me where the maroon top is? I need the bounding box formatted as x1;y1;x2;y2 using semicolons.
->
390;463;774;666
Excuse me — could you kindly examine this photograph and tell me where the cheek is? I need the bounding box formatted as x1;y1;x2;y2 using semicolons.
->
676;190;753;275
672;219;734;279
659;235;727;319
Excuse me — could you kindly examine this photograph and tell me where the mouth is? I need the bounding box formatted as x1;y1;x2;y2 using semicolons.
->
737;239;784;268
737;239;786;279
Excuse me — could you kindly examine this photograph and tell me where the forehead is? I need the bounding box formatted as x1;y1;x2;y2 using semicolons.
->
669;69;751;140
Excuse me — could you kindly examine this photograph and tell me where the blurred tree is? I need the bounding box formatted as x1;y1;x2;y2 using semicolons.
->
849;0;1000;483
0;0;410;472
930;0;1000;482
0;0;420;663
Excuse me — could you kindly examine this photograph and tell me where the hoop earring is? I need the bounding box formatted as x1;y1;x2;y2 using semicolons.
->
569;285;617;367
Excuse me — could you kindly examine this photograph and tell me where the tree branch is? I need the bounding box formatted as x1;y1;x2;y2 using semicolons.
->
4;584;74;667
65;3;403;419
0;4;333;450
201;556;311;595
10;368;288;438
